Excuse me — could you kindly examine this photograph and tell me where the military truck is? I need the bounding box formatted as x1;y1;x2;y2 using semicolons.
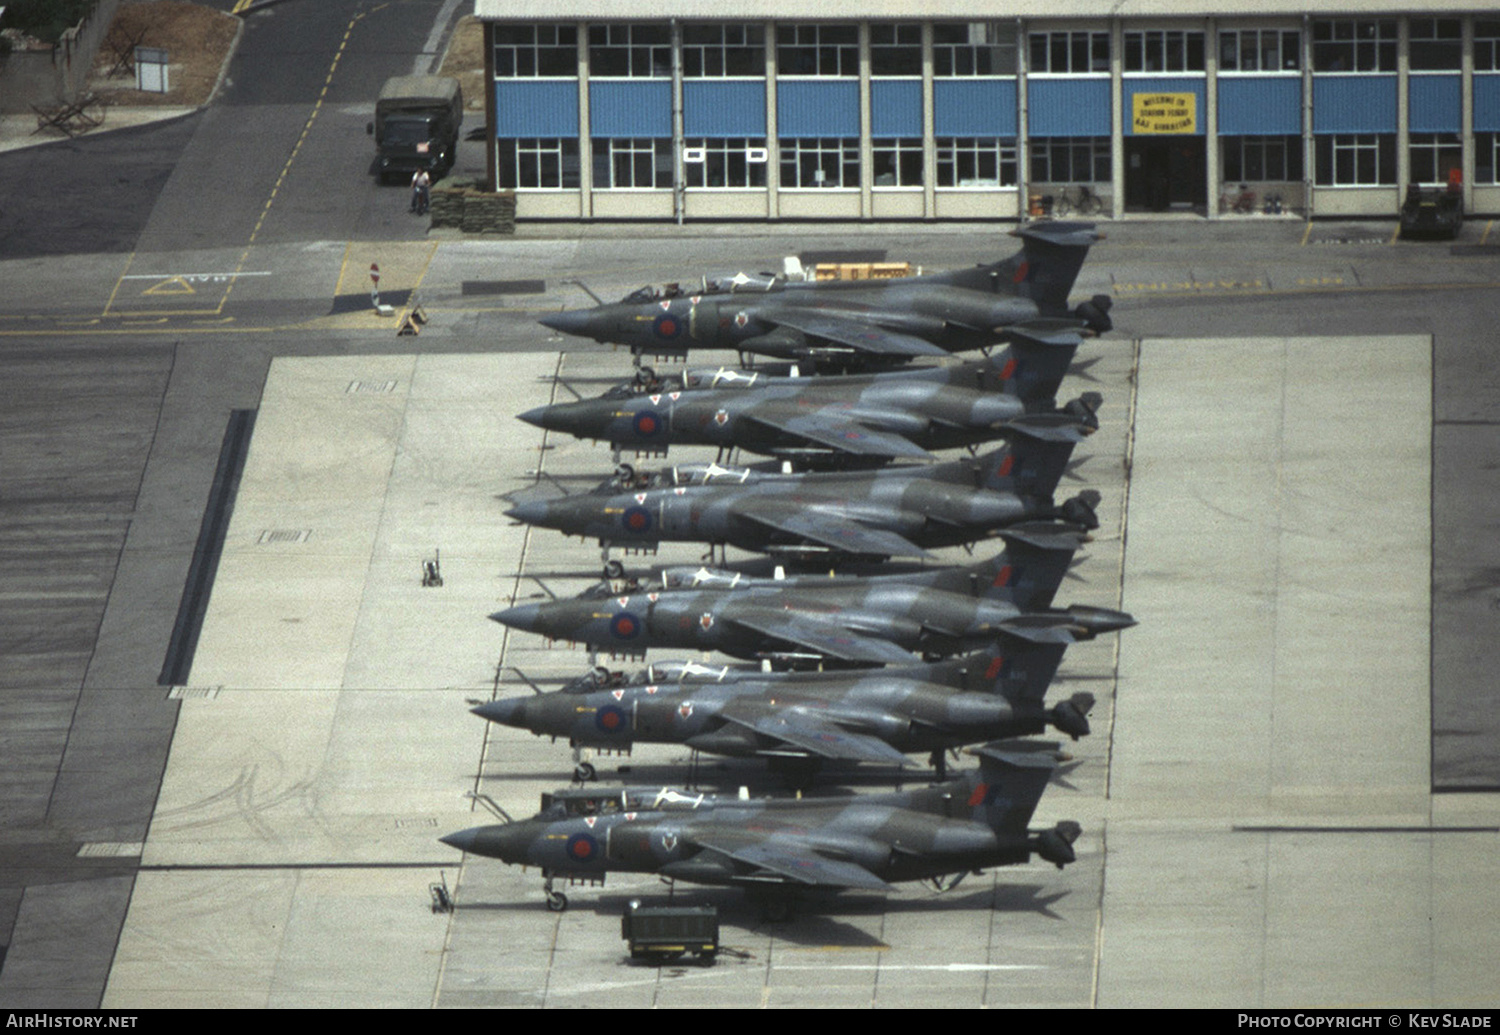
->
368;75;463;183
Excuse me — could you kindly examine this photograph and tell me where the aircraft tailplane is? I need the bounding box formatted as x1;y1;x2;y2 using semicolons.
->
976;418;1093;497
1009;222;1102;318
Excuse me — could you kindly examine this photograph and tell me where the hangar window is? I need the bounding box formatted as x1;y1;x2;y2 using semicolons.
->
1123;30;1205;74
683;139;769;188
497;138;581;189
1408;133;1462;186
592;138;673;189
1028;31;1109;75
1029;137;1110;184
934;23;1017;77
682;24;765;77
1478;22;1500;72
589;24;672;78
1409;19;1461;72
936;138;1017;187
872;138;923;187
1477;134;1500;184
1218;29;1300;72
1311;20;1396;73
779;137;860;187
1314;134;1396;186
1221;135;1302;182
493;24;577;78
777;24;859;77
870;24;922;76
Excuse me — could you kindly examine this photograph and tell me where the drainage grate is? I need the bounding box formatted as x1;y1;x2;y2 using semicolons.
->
78;842;145;858
462;279;547;295
168;686;222;700
347;380;398;394
258;529;312;545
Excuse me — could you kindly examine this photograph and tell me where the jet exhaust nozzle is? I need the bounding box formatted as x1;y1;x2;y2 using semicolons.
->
1060;490;1102;530
1074;295;1113;335
1033;820;1082;869
1049;692;1095;740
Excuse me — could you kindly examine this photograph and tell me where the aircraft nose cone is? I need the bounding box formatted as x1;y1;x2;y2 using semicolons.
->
504;499;550;526
440;824;534;863
492;603;543;632
517;406;551;429
1069;605;1137;634
472;698;528;728
539;309;595;338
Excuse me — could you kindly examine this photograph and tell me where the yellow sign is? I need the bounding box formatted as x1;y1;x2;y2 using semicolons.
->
1132;92;1196;134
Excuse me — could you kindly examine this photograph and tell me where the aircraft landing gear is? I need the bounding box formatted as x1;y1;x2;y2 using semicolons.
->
573;761;597;783
544;876;569;912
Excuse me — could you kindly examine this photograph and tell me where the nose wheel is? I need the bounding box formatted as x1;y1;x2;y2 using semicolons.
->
544;876;569;912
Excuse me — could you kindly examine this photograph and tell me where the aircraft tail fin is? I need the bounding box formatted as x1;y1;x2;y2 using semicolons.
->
975;325;1083;404
963;740;1064;835
956;636;1068;702
1007;222;1107;326
969;521;1089;608
975;417;1094;497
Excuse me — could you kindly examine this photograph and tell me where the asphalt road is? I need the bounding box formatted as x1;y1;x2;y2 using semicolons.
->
1;0;1498;1007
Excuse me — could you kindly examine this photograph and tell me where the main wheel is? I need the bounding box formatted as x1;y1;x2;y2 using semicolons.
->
574;761;597;782
546;891;568;912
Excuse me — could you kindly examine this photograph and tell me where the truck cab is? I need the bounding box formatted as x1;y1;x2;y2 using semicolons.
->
368;75;463;182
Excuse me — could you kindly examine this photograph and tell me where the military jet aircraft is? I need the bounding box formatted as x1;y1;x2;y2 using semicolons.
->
521;325;1101;466
503;414;1100;562
492;523;1135;665
440;740;1081;912
538;222;1111;368
474;633;1096;782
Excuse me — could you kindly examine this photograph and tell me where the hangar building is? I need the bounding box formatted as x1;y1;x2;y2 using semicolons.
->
472;0;1500;221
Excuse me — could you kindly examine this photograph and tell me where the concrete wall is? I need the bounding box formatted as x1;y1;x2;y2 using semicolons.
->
0;0;120;113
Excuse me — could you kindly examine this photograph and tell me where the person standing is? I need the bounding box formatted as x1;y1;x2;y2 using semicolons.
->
410;168;431;215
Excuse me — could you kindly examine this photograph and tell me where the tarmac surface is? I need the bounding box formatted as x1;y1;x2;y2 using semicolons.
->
2;0;1499;1010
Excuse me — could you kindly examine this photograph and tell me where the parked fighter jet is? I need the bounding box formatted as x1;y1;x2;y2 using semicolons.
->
475;633;1096;781
440;740;1081;912
538;222;1111;368
492;523;1134;665
521;325;1100;465
503;415;1100;561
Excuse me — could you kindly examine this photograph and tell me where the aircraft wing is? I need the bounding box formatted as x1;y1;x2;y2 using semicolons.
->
696;838;893;890
719;702;914;766
744;412;934;460
726;610;920;665
736;498;936;559
769;310;951;358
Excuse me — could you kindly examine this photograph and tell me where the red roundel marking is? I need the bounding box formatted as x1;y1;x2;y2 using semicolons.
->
626;510;650;530
967;782;989;807
613;615;637;637
984;656;1005;680
997;455;1015;477
1012;260;1030;285
991;565;1013;588
1000;357;1017;380
658;318;677;337
567;833;598;861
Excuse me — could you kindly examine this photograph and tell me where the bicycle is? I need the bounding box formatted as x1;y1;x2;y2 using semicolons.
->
1052;184;1106;217
1219;184;1257;214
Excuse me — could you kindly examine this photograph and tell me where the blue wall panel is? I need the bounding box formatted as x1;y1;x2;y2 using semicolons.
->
1409;75;1461;134
1123;78;1206;136
870;80;922;137
494;80;579;138
777;80;860;137
589;80;672;137
1218;77;1301;136
1478;75;1500;132
1312;76;1397;133
1028;79;1110;137
683;80;766;137
933;79;1017;137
